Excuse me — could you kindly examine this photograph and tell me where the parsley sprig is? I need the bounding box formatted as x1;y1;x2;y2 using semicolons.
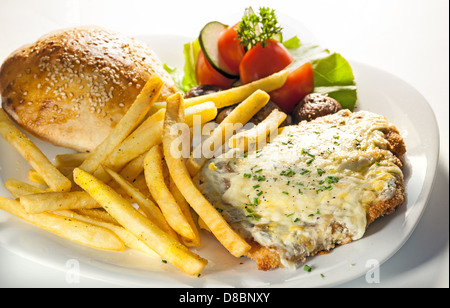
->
237;7;283;50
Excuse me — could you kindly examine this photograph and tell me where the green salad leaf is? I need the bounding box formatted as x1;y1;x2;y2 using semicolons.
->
164;39;200;93
282;35;301;49
285;40;357;111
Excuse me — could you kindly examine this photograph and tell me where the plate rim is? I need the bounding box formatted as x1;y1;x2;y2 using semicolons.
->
0;39;440;288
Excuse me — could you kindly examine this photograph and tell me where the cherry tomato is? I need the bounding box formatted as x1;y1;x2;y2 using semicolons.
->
196;49;236;89
269;62;314;113
218;23;245;76
239;39;293;84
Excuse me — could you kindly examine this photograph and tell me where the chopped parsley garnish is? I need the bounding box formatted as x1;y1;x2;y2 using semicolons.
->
280;168;296;177
237;7;283;50
246;213;261;221
245;205;254;213
253;175;266;181
282;140;294;148
317;185;333;194
301;149;315;158
325;176;339;184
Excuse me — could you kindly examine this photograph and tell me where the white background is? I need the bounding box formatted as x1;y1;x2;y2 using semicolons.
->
0;0;448;287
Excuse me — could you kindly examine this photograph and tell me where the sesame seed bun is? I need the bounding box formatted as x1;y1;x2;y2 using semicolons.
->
0;26;178;152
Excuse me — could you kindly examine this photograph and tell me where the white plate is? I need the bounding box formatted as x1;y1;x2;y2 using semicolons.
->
0;33;439;287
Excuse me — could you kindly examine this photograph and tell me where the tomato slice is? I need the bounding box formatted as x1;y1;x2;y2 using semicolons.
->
239;39;293;84
195;49;236;89
218;23;245;76
269;62;314;114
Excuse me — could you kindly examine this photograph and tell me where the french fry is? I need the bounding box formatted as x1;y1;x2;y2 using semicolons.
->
186;89;270;176
55;210;160;258
119;153;146;181
132;173;152;199
118;153;146;183
54;152;89;169
143;145;196;240
148;99;219;122
0;196;125;251
92;165;112;183
74;208;118;225
163;93;251;258
103;166;178;241
169;177;201;247
27;169;48;186
77;74;163;174
19;191;99;214
57;166;75;177
124;108;166;139
161;159;171;187
73;167;208;276
184;101;218;127
105;108;165;171
0;109;71;192
4;178;46;198
228;109;287;151
183;70;288;109
198;217;211;233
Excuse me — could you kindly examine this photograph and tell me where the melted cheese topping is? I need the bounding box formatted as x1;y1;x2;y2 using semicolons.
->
197;110;404;269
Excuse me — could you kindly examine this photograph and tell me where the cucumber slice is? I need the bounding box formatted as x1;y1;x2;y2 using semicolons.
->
198;21;239;79
272;32;283;43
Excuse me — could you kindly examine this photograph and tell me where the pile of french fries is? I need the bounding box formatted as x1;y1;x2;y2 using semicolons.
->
0;70;289;276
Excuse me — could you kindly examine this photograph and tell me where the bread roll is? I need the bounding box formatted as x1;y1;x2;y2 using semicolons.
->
0;26;178;152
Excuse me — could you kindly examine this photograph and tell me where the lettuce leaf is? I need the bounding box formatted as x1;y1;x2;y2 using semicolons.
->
282;36;301;49
164;39;200;93
286;41;357;111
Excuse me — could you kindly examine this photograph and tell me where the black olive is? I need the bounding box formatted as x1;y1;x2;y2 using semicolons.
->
215;105;236;124
249;101;293;127
292;93;342;123
184;85;223;98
